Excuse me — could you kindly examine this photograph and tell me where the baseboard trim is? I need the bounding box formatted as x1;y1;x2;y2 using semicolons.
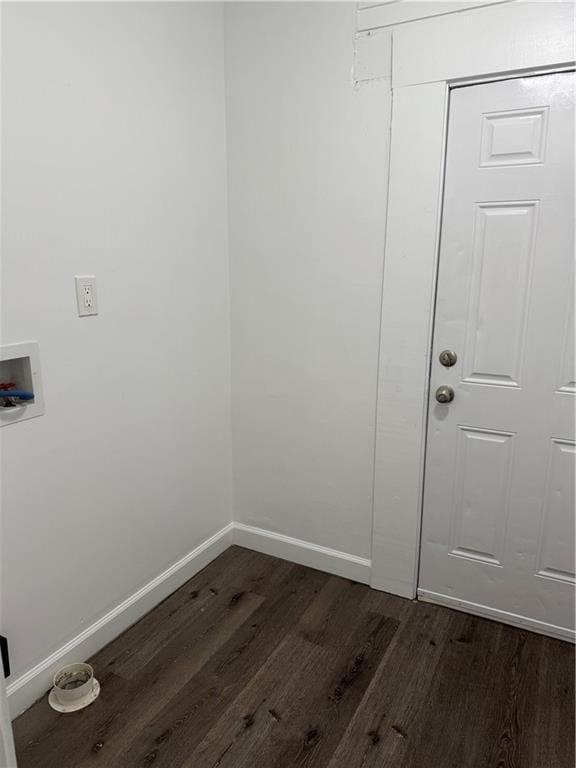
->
7;522;234;718
232;523;371;585
418;588;576;643
8;521;373;717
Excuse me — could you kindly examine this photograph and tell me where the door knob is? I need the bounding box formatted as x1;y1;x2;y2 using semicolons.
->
435;385;455;403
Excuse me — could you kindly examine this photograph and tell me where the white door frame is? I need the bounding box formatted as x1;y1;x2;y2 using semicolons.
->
0;677;16;768
371;1;575;599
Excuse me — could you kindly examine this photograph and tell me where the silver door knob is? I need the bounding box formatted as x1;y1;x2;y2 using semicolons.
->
435;385;455;403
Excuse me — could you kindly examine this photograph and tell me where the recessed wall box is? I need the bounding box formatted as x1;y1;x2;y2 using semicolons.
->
0;342;45;427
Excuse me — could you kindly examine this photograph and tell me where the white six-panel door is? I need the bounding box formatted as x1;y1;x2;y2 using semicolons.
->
419;73;575;639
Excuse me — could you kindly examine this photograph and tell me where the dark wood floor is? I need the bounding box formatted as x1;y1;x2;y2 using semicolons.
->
14;546;575;768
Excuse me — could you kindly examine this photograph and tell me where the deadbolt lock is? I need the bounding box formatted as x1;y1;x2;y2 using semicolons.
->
435;385;455;404
439;349;457;367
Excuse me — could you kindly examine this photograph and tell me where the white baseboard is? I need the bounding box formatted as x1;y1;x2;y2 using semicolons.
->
7;523;234;718
418;589;576;643
232;523;372;585
11;521;570;721
7;521;371;719
8;521;372;718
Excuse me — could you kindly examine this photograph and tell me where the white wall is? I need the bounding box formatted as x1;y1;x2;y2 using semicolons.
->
2;1;392;714
225;3;390;558
1;1;232;688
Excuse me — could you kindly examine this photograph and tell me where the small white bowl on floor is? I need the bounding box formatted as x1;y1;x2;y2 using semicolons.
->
48;663;100;713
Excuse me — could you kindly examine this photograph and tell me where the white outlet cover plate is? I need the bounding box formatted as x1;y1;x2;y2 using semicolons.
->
75;275;98;317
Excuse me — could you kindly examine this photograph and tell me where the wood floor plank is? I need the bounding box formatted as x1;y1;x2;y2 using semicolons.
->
15;552;272;768
265;613;399;768
534;636;575;768
181;633;327;768
83;592;265;768
183;605;399;768
13;670;132;768
485;629;575;768
111;563;329;768
391;612;519;768
94;546;273;675
296;577;374;648
327;600;457;768
13;547;575;768
359;585;411;621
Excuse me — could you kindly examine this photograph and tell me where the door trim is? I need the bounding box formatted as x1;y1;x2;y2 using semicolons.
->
371;1;575;600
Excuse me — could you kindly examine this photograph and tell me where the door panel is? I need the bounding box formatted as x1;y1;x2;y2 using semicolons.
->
479;106;549;167
463;201;537;387
536;439;576;584
450;426;514;567
419;72;575;638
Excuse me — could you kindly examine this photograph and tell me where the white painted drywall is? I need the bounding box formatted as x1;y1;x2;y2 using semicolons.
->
1;1;232;688
225;3;391;559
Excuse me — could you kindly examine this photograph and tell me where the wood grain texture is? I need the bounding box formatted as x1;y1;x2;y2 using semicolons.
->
13;547;575;768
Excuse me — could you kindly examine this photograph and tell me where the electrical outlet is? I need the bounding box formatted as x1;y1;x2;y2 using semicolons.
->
75;276;98;317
